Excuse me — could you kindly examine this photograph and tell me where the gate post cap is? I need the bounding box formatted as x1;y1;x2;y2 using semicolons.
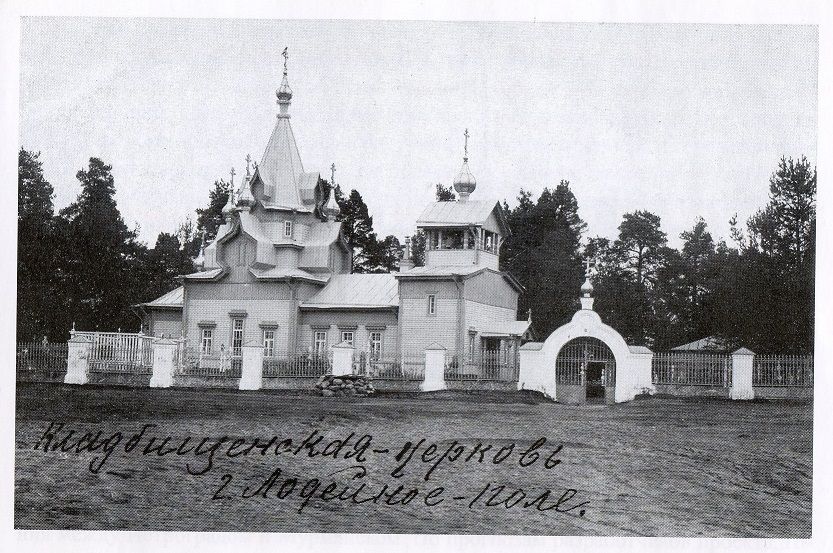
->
732;347;755;356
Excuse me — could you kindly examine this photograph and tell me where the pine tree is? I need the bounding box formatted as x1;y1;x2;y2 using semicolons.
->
196;179;233;243
53;158;148;334
18;149;56;340
502;182;586;336
435;183;456;201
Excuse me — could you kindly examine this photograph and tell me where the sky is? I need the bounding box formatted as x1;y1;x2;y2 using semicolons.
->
19;18;817;248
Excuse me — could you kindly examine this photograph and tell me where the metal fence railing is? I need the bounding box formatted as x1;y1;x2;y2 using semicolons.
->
16;342;68;379
179;346;242;377
446;350;520;382
652;352;732;387
263;352;332;378
753;354;813;387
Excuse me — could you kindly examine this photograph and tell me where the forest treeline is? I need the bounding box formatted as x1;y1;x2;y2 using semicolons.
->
18;150;814;353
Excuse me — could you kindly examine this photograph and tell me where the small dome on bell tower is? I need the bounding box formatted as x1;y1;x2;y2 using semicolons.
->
453;128;477;202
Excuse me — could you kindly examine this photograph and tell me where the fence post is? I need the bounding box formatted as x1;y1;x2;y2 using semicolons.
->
730;347;755;400
421;343;447;392
240;342;264;390
150;338;177;388
64;335;91;385
331;342;355;376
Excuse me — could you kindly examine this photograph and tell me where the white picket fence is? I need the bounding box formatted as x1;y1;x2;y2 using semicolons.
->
73;331;155;374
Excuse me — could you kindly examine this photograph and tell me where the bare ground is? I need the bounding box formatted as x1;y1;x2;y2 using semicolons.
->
14;383;812;536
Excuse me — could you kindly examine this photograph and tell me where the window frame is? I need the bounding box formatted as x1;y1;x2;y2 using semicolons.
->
231;318;245;357
313;330;328;356
427;294;437;316
284;220;293;238
369;330;383;360
200;328;213;355
340;330;355;347
262;328;275;358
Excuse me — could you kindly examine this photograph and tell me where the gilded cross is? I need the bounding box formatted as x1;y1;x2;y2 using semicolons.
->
585;257;593;276
282;47;289;74
245;154;252;176
229;167;236;186
463;128;469;159
331;163;336;186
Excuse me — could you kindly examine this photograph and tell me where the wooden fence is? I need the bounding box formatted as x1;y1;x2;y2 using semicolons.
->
74;331;154;374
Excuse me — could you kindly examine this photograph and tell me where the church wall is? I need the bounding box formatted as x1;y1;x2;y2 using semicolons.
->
275;248;300;268
398;279;462;355
423;247;499;270
463;271;518;310
186;297;296;353
298;309;398;357
426;249;477;267
147;309;182;338
184;279;323;354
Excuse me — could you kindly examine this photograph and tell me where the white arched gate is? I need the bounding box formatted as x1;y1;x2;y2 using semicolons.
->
555;336;617;404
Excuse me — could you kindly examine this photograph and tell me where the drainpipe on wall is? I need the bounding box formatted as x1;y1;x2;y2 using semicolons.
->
288;278;299;354
454;275;464;363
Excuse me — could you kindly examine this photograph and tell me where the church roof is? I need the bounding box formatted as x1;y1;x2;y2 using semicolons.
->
396;264;486;278
396;265;524;293
671;336;731;352
479;320;531;337
301;274;399;309
182;268;225;281
416;200;509;234
257;117;309;211
136;286;183;309
249;266;329;284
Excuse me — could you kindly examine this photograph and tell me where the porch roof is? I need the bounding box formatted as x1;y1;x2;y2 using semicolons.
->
135;286;183;309
478;320;531;338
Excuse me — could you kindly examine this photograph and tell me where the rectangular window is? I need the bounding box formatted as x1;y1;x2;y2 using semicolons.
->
369;331;382;360
262;329;275;357
468;332;476;360
340;331;354;346
231;318;244;356
284;220;293;237
201;328;213;355
314;331;328;356
427;294;436;316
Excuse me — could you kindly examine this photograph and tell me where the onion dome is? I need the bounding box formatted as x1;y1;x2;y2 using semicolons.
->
581;258;595;297
194;232;206;270
581;277;594;297
323;163;341;219
323;189;340;219
453;128;477;201
276;47;293;117
222;172;237;217
237;154;255;208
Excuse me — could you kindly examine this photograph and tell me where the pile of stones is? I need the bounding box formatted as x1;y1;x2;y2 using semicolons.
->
315;374;376;397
